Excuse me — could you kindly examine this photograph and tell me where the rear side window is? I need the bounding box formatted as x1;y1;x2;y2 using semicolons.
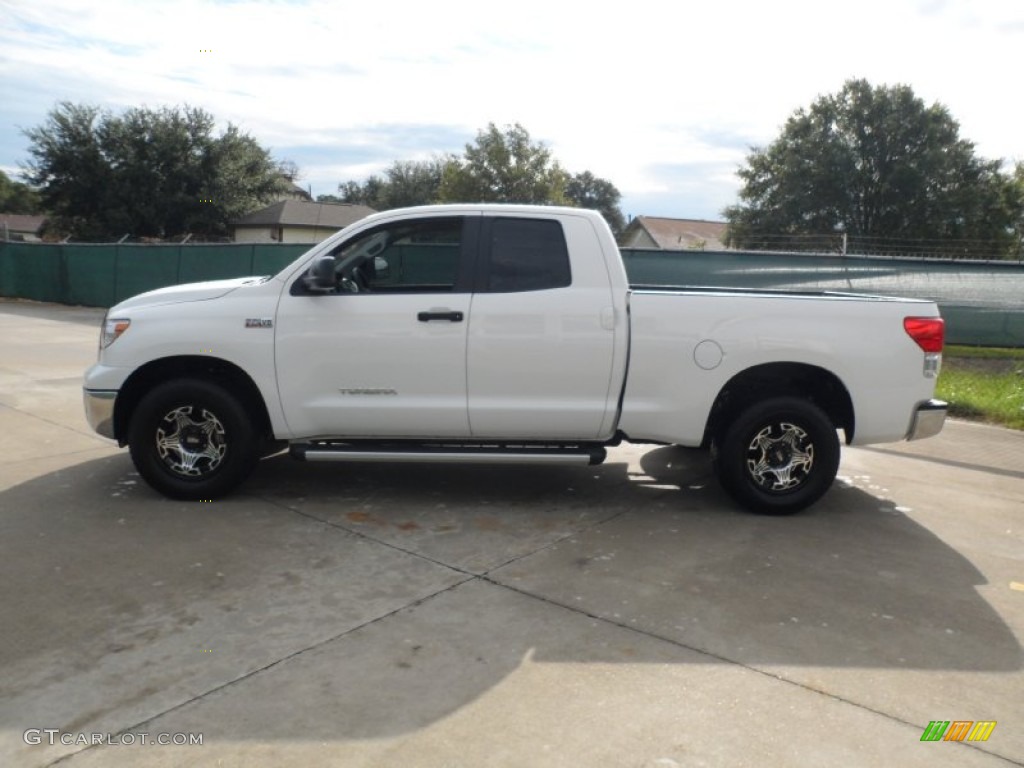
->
485;218;571;293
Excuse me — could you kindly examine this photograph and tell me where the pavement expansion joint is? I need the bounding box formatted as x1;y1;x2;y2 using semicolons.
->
0;399;105;441
861;446;1024;481
256;495;1019;766
42;574;478;768
478;576;1020;767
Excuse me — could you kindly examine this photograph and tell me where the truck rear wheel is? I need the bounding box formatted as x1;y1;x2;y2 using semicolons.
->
712;397;840;515
128;379;258;500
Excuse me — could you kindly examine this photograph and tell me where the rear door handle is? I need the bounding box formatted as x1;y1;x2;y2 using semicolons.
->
417;310;464;322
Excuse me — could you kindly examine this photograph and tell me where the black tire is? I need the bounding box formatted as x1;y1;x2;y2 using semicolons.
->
712;396;840;515
128;379;258;500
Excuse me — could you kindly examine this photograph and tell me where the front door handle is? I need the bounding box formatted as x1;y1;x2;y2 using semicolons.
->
417;310;464;322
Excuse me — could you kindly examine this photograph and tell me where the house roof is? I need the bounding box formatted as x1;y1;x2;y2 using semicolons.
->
623;216;728;250
0;213;46;235
234;200;375;229
287;182;313;201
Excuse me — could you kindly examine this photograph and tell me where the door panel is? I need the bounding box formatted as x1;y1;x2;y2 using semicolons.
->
467;216;618;439
274;215;474;439
275;293;471;438
467;287;617;438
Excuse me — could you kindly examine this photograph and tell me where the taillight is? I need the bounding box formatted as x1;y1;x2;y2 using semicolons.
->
904;317;944;353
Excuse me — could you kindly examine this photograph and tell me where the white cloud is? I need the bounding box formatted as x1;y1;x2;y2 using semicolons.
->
1;0;1021;218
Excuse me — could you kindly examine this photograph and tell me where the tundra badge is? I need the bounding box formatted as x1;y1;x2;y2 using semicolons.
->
245;318;273;328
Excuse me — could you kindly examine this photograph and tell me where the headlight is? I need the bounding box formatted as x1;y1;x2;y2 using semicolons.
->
100;316;131;349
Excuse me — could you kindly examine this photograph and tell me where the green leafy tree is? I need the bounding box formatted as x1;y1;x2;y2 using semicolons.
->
1012;162;1024;257
374;158;446;208
21;103;108;239
336;158;446;210
566;170;626;233
22;102;287;240
337;176;387;208
0;170;42;214
724;79;1023;258
437;123;569;205
334;123;626;231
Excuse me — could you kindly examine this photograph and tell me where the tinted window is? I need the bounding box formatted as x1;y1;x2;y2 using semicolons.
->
486;218;571;293
302;217;464;294
362;218;462;292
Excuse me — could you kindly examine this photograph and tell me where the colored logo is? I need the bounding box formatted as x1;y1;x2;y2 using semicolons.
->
920;721;996;742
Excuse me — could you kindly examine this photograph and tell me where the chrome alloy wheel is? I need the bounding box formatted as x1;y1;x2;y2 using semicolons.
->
745;421;815;492
155;406;227;478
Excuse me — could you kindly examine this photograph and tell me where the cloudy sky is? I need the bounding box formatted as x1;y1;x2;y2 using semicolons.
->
1;0;1021;221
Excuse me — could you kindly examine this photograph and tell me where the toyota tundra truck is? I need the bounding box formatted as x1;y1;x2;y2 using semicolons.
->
83;204;947;514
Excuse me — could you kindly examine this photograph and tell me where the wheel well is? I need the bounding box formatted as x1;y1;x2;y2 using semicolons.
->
702;363;855;447
113;356;274;447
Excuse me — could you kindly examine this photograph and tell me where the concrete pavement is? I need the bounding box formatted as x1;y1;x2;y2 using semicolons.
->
0;298;1021;767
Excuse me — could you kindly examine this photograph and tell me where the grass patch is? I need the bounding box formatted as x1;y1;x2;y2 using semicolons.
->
936;351;1024;430
944;345;1024;361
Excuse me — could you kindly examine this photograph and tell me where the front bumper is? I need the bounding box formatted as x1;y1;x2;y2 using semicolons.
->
83;388;117;439
907;399;947;441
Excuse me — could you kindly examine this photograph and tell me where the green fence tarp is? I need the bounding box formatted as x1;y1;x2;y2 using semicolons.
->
0;242;309;308
2;241;1022;346
620;249;1024;347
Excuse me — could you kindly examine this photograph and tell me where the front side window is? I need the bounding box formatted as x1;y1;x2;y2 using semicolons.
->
299;217;465;294
485;218;571;293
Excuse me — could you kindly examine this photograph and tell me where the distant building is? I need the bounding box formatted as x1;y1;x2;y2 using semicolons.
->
620;216;728;251
0;213;47;242
233;201;375;244
280;182;314;202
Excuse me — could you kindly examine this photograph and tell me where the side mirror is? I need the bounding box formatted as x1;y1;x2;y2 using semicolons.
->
303;255;336;292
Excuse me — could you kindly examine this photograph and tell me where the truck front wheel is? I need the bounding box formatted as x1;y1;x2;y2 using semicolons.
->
712;397;840;515
128;379;258;500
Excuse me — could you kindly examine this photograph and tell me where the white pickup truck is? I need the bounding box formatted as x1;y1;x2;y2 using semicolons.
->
83;204;947;514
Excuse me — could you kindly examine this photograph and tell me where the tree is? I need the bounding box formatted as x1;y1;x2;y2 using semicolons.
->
1011;162;1024;257
437;123;569;205
334;123;626;231
0;170;41;214
724;79;1023;258
336;175;387;208
22;102;287;240
277;159;300;183
379;158;447;208
336;158;446;210
566;171;626;233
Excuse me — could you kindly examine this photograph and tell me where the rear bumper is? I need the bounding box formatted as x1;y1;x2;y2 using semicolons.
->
907;399;947;441
83;388;117;440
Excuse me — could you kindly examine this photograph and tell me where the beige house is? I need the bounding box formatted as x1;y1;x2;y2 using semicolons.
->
619;216;728;251
233;201;376;244
0;213;47;242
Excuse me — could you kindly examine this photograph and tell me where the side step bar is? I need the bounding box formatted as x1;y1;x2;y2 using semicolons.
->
290;439;607;466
